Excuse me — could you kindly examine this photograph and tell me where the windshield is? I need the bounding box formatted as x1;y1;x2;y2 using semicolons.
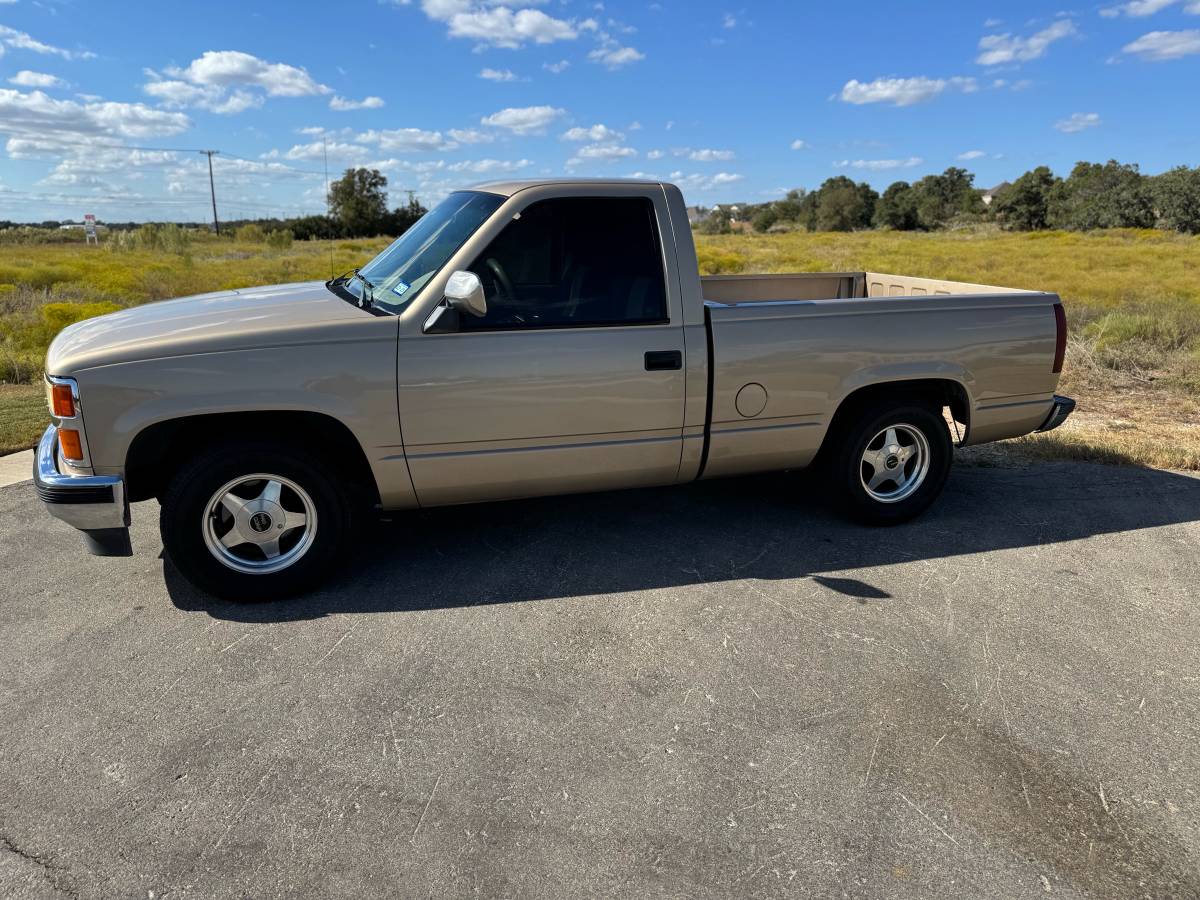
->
355;190;505;313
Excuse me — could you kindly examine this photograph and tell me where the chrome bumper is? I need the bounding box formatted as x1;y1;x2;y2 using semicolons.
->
1036;394;1077;434
33;425;132;556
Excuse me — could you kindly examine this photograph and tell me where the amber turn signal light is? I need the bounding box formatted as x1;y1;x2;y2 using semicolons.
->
59;428;84;461
50;383;75;418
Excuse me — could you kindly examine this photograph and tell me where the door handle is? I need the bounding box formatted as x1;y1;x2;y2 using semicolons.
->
644;350;683;371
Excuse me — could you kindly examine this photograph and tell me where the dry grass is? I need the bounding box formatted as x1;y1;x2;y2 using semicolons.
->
1;227;1198;469
0;384;46;455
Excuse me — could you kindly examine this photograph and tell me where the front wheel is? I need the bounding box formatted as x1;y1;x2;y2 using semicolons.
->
160;442;354;601
829;402;953;525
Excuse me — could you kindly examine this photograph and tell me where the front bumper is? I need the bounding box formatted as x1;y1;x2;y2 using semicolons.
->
1036;394;1077;434
33;425;132;556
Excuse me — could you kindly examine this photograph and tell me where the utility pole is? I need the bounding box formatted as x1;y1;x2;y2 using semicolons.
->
201;150;220;235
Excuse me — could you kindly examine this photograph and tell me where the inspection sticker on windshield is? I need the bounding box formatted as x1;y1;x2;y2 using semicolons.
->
391;281;410;297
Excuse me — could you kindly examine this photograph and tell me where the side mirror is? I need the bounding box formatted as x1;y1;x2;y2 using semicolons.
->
444;270;487;318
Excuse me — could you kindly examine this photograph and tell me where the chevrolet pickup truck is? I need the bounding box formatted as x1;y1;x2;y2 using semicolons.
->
35;178;1074;600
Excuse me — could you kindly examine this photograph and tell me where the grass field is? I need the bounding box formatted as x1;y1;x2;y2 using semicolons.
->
1;227;1198;468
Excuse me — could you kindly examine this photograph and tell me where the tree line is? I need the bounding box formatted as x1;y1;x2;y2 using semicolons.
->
702;161;1200;235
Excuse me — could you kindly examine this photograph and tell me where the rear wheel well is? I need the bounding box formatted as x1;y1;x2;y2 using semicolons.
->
818;379;970;460
125;411;380;507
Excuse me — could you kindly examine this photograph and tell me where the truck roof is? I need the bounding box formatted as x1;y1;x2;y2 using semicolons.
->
469;177;665;198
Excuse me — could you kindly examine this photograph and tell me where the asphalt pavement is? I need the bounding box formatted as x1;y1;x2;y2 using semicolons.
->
1;459;1198;899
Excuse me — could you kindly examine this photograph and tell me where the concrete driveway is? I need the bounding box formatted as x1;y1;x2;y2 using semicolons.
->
1;459;1198;899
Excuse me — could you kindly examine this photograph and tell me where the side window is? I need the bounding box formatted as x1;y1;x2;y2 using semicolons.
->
462;197;668;330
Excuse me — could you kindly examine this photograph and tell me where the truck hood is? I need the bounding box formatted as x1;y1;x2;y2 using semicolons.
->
46;281;376;375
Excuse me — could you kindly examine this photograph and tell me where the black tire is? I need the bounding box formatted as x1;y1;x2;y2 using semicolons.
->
160;441;353;602
828;400;952;525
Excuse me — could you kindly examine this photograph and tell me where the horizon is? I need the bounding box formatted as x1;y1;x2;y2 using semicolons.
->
1;0;1198;222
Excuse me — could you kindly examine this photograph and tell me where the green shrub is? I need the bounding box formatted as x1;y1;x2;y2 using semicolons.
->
236;223;266;243
265;229;294;252
696;246;745;274
40;301;123;335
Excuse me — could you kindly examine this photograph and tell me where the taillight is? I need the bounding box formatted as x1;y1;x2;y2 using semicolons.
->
1052;303;1067;374
50;382;76;418
59;429;84;461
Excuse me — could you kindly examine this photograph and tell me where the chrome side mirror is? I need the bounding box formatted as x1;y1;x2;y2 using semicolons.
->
444;270;487;318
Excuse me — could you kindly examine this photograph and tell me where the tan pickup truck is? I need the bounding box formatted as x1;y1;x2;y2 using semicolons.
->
35;178;1074;600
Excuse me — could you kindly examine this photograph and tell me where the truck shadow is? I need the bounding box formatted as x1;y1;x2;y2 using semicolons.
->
165;460;1200;623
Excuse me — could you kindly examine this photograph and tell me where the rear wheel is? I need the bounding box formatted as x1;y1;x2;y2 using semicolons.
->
160;442;353;601
828;401;952;525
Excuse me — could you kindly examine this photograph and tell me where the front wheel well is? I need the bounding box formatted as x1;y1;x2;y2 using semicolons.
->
817;379;971;460
124;411;380;507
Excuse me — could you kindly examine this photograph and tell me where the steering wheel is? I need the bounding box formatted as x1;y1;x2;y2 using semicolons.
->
485;258;516;307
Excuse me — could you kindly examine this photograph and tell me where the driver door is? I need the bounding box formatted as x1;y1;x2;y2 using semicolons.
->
395;192;687;506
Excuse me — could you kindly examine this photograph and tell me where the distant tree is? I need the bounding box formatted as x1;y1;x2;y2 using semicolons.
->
328;168;389;236
1047;160;1155;231
751;205;780;233
774;188;807;225
697;207;733;234
912;167;983;230
380;193;428;237
873;181;920;230
992;166;1059;231
810;176;877;231
1151;165;1200;234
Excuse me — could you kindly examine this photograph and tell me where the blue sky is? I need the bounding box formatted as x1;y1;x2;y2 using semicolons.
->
1;0;1198;222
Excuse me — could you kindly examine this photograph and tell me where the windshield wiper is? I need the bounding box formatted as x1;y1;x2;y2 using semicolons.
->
325;267;378;311
351;270;376;309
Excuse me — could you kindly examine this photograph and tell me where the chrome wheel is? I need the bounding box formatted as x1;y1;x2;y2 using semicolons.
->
859;424;930;504
202;473;317;575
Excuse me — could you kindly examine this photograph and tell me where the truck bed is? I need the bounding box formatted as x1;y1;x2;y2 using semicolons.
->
697;272;1060;479
701;271;1028;304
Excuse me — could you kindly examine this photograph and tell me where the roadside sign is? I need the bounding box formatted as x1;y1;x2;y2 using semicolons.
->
84;214;98;245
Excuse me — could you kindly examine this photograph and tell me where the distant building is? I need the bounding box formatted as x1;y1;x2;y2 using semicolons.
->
981;183;1010;207
686;206;710;226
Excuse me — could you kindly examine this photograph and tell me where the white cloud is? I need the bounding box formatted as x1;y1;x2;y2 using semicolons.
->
447;127;494;144
957;149;987;160
143;50;330;116
646;149;664;160
976;19;1076;66
0;25;95;61
142;77;263;115
1100;0;1198;17
571;142;637;161
0;88;191;151
479;68;517;82
723;13;737;28
276;141;371;162
7;70;65;88
561;123;623;142
447;158;533;174
668;170;745;192
481;104;565;135
543;60;570;74
839;76;977;106
1122;29;1200;59
588;43;645;68
329;95;385;111
1055;112;1101;133
834;157;924;171
408;1;584;49
790;139;809;150
686;148;735;162
164;50;330;97
357;127;459;152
